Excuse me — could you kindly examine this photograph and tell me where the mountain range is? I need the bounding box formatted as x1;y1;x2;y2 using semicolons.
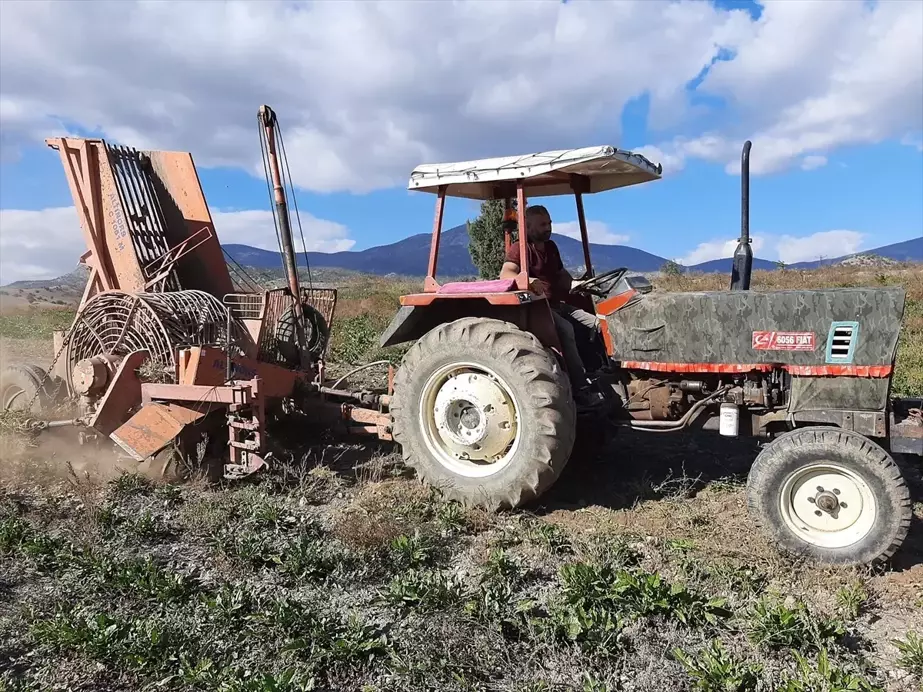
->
224;224;922;278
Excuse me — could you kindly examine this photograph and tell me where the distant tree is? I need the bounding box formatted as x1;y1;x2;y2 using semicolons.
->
775;260;787;271
660;260;683;277
467;199;509;279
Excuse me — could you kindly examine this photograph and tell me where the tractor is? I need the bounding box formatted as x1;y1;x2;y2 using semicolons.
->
381;142;921;567
1;105;919;569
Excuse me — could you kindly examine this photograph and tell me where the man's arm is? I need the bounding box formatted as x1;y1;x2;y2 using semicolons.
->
500;260;545;295
499;261;520;280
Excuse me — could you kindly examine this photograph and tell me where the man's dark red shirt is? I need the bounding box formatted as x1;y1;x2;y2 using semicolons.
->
505;240;567;303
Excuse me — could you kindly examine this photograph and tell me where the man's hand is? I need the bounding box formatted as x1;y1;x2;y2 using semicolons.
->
528;277;545;296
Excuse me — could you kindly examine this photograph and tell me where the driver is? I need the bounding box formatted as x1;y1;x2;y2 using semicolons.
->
499;205;600;404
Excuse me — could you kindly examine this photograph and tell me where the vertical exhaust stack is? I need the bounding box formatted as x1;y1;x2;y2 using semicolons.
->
730;140;753;291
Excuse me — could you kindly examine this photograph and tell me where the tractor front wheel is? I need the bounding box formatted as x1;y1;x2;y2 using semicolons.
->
747;427;912;566
390;317;576;511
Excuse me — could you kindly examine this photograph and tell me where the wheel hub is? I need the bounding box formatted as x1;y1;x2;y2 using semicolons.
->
780;463;876;549
432;372;517;461
419;363;521;478
814;490;840;514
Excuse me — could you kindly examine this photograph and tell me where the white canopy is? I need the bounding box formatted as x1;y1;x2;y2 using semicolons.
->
407;145;662;200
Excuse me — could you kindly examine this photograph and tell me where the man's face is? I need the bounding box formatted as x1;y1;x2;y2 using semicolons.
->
527;211;552;242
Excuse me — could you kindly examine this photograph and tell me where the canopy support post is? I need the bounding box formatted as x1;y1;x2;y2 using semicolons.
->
424;185;447;292
516;183;529;291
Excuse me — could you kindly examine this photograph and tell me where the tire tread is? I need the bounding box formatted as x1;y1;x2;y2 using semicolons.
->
746;426;911;565
391;317;575;511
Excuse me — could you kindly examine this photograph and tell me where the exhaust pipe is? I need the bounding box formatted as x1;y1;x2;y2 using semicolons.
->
730;140;753;291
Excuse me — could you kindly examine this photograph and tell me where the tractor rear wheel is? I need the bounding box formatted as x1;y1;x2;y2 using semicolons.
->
746;427;912;566
390;317;576;511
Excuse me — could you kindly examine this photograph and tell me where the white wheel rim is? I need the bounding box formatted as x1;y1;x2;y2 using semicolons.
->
779;462;877;549
418;361;520;478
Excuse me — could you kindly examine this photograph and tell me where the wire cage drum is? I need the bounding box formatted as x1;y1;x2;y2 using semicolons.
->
65;289;248;388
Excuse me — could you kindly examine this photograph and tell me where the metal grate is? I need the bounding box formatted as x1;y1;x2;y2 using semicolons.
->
301;287;337;335
105;144;181;293
826;321;859;363
223;293;265;321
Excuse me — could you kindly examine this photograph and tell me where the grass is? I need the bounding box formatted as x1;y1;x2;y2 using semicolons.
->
0;307;74;340
3;465;912;691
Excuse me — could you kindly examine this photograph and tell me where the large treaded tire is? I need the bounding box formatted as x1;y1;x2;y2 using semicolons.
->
390;317;576;511
746;427;912;566
1;364;53;414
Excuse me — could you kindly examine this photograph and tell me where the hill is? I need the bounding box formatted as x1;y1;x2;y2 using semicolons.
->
223;223;671;276
224;226;921;278
2;232;919;293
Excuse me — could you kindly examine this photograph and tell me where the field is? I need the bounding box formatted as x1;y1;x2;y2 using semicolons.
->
0;265;922;691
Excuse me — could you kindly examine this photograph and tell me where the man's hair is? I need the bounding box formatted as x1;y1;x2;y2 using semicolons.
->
525;205;550;220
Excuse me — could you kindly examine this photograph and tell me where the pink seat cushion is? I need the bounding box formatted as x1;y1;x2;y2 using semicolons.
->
438;278;517;295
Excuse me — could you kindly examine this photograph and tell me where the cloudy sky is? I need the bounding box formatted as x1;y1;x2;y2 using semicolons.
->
0;0;921;283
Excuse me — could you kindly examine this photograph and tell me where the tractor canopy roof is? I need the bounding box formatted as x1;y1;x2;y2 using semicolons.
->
407;145;662;200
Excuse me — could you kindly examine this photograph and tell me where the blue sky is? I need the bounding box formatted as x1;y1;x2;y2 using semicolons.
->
1;0;921;282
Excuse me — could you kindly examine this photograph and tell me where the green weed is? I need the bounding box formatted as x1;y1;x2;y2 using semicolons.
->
747;597;845;652
893;630;923;678
780;648;882;692
546;561;731;656
674;639;763;691
384;568;465;611
0;309;74;339
835;579;869;621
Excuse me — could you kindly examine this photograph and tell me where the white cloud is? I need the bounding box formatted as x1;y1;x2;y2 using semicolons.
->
1;1;915;187
0;206;353;285
212;209;355;253
775;230;865;265
0;207;86;284
641;0;923;176
0;0;754;193
554;220;630;245
677;230;866;266
800;155;827;171
902;134;923;152
679;236;767;265
632;145;687;175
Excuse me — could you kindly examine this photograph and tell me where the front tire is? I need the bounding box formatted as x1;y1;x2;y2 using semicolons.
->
746;427;912;566
390;317;576;511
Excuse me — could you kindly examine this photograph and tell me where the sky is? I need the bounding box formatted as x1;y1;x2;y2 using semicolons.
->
0;0;921;284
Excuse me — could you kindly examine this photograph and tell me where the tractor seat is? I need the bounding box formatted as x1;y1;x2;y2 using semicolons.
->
437;278;517;295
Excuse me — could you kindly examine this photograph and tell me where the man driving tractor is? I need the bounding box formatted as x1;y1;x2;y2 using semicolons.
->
499;205;601;407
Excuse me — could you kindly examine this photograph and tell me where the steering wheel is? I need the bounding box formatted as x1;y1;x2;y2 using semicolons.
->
571;267;628;298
